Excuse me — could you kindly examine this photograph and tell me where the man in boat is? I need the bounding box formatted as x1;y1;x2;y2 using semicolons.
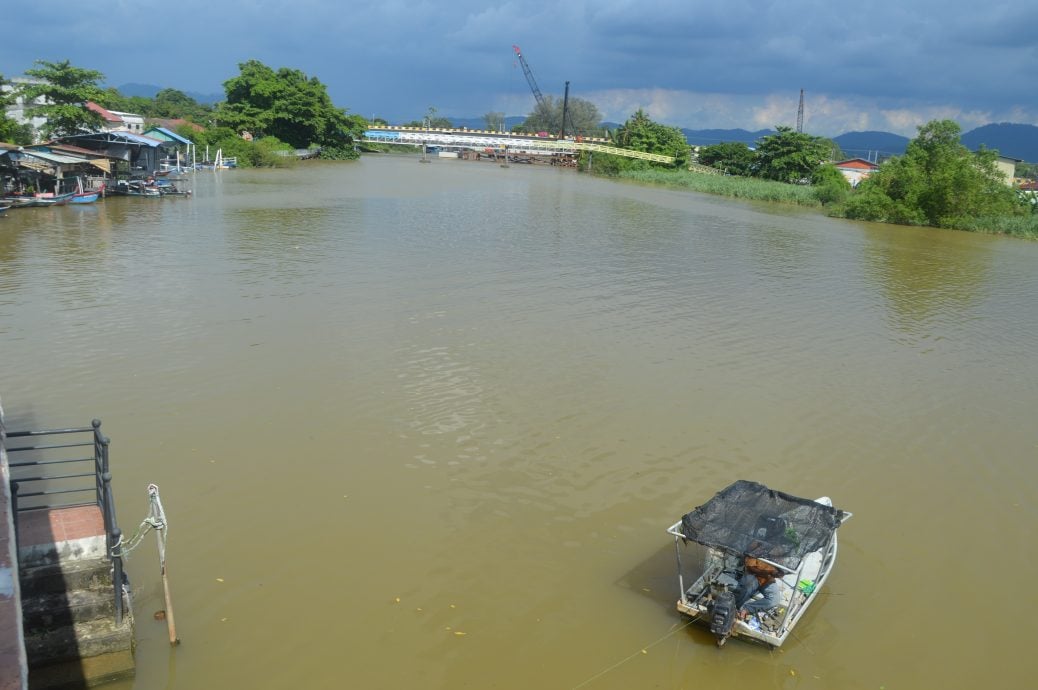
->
735;555;782;620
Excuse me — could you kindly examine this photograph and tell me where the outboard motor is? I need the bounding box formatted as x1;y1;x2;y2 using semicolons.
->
709;591;737;644
709;572;740;646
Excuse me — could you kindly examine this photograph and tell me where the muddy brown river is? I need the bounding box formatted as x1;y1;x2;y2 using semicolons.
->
2;155;1036;689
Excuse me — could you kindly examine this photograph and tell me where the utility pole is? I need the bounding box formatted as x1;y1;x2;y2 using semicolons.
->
796;89;804;133
560;81;570;139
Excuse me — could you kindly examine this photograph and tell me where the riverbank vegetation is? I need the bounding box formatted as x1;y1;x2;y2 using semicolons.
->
617;168;823;206
2;59;367;167
829;120;1035;237
599;116;1036;239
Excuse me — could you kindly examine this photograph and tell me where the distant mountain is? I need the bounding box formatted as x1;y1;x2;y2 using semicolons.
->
681;128;774;146
832;131;910;160
115;82;223;105
677;125;1038;163
961;123;1038;162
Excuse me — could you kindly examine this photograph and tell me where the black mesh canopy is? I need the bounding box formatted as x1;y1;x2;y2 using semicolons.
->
679;480;846;569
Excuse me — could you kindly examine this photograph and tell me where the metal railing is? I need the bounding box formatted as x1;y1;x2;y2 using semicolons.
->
6;420;125;625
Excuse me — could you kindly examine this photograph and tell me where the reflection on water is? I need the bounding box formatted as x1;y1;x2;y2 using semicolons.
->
861;222;991;339
1;156;1037;689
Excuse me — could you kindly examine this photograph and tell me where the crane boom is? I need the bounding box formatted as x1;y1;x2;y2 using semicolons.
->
513;44;545;108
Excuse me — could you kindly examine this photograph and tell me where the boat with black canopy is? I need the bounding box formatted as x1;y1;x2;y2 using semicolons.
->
666;480;851;647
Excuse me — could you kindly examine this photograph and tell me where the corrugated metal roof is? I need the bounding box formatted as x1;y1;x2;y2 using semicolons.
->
145;126;193;145
111;131;164;147
20;150;88;165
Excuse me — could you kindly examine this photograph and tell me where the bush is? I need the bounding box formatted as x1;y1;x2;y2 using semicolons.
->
810;164;851;205
838;187;895;221
318;144;360;160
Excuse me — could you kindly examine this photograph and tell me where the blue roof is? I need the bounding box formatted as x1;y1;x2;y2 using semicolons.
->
145;126;193;146
62;131;166;147
116;131;165;147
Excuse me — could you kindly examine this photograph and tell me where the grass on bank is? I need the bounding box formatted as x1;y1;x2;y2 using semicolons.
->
617;167;823;207
932;214;1038;239
611;166;1038;240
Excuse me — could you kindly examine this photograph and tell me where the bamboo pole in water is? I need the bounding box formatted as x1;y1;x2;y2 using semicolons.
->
149;484;180;645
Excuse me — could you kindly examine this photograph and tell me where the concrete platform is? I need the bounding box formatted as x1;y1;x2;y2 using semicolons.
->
2;405;134;688
1;406;26;690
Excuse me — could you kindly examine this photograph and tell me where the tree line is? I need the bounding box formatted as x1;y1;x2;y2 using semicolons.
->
1;59;368;166
691;121;1036;232
2;58;682;168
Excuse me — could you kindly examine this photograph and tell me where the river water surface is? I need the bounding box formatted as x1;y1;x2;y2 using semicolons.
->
2;155;1037;689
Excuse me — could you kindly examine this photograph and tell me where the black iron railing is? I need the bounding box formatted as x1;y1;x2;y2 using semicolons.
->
6;420;125;625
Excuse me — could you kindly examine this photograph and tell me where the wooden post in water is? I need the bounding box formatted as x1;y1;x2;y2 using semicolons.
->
149;484;179;645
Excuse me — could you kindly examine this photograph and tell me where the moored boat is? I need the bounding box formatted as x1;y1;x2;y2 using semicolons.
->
109;180;161;197
666;480;851;648
28;190;77;206
69;179;104;204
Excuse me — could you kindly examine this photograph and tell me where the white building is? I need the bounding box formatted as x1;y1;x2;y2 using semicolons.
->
1;77;48;142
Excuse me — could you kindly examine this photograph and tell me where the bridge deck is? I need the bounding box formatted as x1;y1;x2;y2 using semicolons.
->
363;126;676;164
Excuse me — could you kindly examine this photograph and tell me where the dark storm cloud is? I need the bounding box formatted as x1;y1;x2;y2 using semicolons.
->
2;0;1035;135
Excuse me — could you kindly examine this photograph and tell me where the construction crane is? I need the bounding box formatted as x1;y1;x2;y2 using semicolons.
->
513;44;545;109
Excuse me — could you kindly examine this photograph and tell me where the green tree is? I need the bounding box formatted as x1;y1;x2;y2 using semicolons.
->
753;126;833;183
523;95;602;136
153;88;212;121
698;141;755;176
844;120;1021;227
611;109;689;167
811;163;852;205
483;111;505;132
218;60;365;156
17;59;106;138
96;87;152;116
0;73;34;144
404;107;452;129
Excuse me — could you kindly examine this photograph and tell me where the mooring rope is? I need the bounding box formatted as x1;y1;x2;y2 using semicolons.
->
112;484;167;558
570;619;695;690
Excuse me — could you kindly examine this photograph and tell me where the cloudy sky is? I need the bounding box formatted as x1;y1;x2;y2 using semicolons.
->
3;0;1036;136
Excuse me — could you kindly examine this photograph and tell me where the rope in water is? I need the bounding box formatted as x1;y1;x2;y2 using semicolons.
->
112;484;167;558
570;619;695;690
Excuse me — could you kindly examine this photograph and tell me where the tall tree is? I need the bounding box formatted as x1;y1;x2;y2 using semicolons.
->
18;60;106;138
153;88;211;120
753;126;833;183
483;111;505;132
218;60;364;153
844;119;1020;227
612;109;689;167
522;95;602;136
697;141;755;176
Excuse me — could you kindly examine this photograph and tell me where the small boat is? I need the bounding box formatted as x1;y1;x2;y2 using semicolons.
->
0;204;9;215
69;191;100;204
666;480;851;647
110;180;161;197
69;179;103;204
29;191;77;206
153;180;192;197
